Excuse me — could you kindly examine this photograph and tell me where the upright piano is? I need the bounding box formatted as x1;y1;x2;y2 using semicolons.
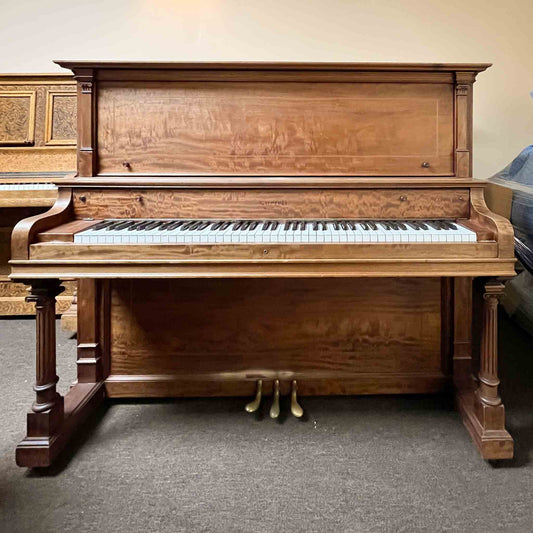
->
9;61;516;467
0;74;76;315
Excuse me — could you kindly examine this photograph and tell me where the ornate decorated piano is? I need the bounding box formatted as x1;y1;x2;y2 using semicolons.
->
9;61;516;467
0;74;76;315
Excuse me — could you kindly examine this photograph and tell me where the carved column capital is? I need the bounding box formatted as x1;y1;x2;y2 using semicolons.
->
456;84;469;96
25;280;64;306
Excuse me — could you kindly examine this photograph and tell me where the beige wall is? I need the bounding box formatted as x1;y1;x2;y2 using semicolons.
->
2;0;532;178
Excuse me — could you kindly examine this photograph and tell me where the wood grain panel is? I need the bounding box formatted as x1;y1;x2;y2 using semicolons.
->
0;91;36;145
97;82;454;176
45;91;77;146
29;242;498;261
72;188;470;220
109;278;443;391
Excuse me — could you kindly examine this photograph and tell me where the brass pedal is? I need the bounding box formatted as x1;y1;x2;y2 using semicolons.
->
245;379;263;413
269;379;280;418
290;380;304;418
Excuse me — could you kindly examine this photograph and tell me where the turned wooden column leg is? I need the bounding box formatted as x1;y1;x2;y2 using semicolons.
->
455;278;513;460
477;281;503;407
474;280;506;429
25;280;65;438
16;278;108;468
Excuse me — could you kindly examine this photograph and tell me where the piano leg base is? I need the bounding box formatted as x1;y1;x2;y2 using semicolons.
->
16;381;105;468
456;389;513;460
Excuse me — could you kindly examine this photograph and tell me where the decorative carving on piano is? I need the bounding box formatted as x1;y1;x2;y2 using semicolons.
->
80;82;93;94
44;90;77;146
0;91;36;146
456;84;469;96
0;76;76;172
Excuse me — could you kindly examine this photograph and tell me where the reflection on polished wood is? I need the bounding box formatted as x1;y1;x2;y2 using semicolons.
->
9;61;516;467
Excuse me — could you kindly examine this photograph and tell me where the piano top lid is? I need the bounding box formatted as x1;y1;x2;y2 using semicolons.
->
53;60;492;73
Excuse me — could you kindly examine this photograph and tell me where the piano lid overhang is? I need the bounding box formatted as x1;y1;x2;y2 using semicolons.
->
53;60;492;73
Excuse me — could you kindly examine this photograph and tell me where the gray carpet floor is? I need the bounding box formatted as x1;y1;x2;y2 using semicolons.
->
0;313;532;533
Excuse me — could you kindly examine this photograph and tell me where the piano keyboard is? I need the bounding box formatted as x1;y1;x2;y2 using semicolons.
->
0;183;57;190
75;219;478;244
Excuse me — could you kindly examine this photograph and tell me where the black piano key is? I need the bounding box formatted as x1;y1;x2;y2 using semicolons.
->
211;221;223;231
333;221;340;230
339;221;347;230
405;221;420;231
345;221;355;230
300;221;307;230
241;221;250;231
416;221;428;230
427;221;442;230
446;222;458;230
179;221;195;231
105;220;128;231
313;222;319;231
197;221;211;230
284;222;291;231
127;220;147;231
90;220;116;231
389;222;400;230
249;221;259;231
122;220;142;230
147;221;165;230
440;221;456;230
367;221;378;231
321;222;328;231
156;221;174;230
232;221;243;230
262;221;271;231
164;221;184;231
271;221;279;230
219;221;232;230
396;221;408;231
360;222;368;231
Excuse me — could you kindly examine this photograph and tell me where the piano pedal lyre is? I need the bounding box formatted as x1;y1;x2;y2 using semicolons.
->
245;379;263;413
269;379;281;419
290;380;304;418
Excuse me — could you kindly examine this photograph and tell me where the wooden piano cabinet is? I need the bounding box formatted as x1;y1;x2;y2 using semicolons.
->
0;74;77;316
11;62;515;466
105;277;447;397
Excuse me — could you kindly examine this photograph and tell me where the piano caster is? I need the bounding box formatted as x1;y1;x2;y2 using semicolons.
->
245;379;263;413
269;379;280;419
290;380;304;418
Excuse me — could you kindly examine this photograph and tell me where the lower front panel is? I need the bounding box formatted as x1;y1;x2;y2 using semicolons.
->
104;277;449;397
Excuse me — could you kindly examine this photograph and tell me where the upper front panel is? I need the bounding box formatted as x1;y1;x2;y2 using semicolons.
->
96;81;454;176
